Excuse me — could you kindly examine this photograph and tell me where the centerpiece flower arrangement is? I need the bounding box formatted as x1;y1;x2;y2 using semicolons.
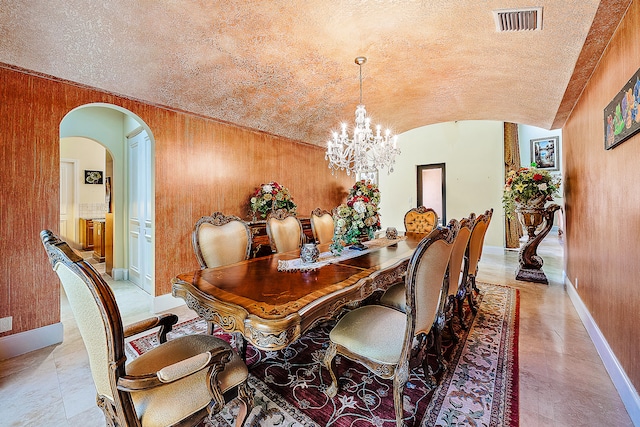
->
250;181;297;219
502;164;561;217
330;180;381;254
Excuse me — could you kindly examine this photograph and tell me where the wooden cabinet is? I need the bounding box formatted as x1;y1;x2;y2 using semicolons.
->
93;220;106;262
79;218;94;251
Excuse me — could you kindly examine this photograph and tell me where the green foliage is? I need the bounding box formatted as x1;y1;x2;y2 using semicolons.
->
503;165;561;218
329;180;381;254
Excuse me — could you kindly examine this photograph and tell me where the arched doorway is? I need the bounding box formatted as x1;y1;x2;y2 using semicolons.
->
60;104;156;296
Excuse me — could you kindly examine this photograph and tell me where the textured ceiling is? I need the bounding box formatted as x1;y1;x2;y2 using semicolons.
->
0;0;632;145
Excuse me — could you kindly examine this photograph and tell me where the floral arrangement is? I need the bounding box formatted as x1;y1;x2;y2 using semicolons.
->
503;164;561;216
250;181;297;219
330;180;381;254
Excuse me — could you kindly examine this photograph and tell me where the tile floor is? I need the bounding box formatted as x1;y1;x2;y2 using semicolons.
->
0;235;634;426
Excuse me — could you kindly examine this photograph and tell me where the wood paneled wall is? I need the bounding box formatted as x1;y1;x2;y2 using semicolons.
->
0;65;352;337
563;1;640;390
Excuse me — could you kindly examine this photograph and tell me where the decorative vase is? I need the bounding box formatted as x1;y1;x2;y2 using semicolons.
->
385;227;398;240
515;205;545;235
357;229;371;243
519;194;548;210
514;203;560;284
300;243;320;264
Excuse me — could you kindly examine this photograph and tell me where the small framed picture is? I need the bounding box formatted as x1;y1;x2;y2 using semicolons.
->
84;170;103;184
530;137;559;171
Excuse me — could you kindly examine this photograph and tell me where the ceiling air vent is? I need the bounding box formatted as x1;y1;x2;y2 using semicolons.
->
493;7;542;31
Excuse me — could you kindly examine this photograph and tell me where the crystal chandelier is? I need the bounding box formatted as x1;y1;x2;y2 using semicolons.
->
326;57;400;176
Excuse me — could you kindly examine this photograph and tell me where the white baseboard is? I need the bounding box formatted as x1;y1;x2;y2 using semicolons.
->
0;322;63;361
565;277;640;426
111;268;128;281
152;293;185;313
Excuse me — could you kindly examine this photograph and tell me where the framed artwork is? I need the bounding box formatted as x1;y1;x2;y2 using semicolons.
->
84;170;103;184
604;67;640;150
530;137;559;171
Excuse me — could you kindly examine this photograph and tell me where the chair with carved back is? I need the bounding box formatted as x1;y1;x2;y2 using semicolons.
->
378;206;439;313
404;206;439;234
442;214;474;337
380;217;471;331
474;208;493;294
323;225;457;427
40;230;253;427
464;208;493;314
192;212;252;269
310;208;335;245
266;209;304;253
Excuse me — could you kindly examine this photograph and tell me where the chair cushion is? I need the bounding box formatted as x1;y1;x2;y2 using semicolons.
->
311;213;335;245
55;262;113;400
268;216;302;253
329;305;406;365
199;221;249;268
404;210;437;233
447;227;472;297
127;334;248;427
379;281;407;313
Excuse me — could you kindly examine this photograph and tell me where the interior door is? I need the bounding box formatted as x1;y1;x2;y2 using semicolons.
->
128;130;153;294
417;163;446;226
60;159;77;247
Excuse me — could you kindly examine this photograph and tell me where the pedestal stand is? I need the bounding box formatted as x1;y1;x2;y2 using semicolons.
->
515;203;560;284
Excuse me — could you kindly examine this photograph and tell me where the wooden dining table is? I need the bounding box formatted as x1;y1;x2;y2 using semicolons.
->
171;233;425;355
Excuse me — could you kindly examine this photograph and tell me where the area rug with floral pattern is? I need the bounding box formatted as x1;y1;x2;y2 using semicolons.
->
126;282;519;426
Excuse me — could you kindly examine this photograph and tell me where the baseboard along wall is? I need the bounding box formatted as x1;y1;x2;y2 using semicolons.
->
565;276;640;426
0;322;63;361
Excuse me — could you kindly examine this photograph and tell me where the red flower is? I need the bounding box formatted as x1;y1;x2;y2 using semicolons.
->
533;174;544;181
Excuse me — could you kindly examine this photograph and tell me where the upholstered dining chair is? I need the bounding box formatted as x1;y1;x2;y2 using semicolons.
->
40;230;253;427
442;214;475;337
379;218;468;317
464;208;493;313
193;212;252;269
404;206;439;234
323;226;456;427
310;208;334;245
266;209;304;253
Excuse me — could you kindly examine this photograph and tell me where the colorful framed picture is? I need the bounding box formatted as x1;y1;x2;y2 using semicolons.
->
604;67;640;150
530;137;559;171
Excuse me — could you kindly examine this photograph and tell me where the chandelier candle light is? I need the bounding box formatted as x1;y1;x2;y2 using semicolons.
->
326;57;400;176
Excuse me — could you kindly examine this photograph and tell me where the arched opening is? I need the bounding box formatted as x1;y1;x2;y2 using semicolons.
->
60;103;156;297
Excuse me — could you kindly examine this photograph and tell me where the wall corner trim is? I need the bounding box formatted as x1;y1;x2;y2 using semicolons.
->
0;322;64;361
565;277;640;425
